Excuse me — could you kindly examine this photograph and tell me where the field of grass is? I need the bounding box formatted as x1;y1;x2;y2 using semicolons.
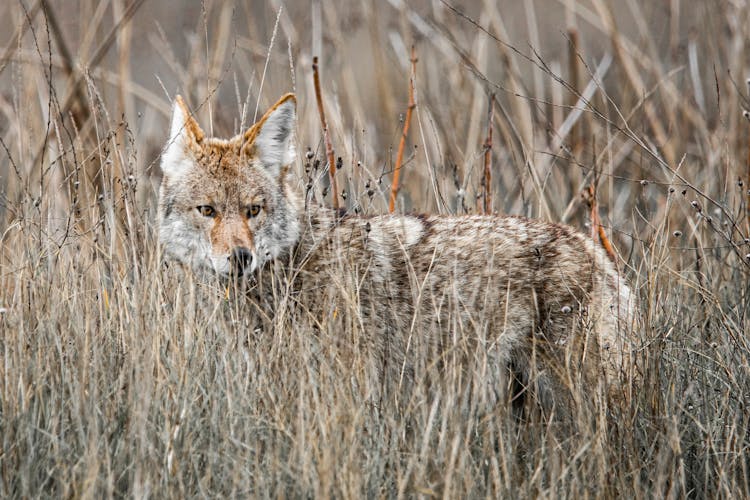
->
1;0;749;497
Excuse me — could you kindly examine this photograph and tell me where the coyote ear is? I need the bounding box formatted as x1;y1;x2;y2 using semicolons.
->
245;94;296;177
161;95;204;178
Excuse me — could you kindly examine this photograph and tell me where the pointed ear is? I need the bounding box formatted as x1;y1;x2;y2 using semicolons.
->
161;95;204;178
244;94;296;176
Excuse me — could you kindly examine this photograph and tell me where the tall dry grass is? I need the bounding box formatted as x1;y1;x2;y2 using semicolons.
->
0;0;748;497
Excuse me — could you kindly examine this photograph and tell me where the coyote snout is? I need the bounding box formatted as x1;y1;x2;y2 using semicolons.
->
207;213;258;276
229;246;254;276
158;93;639;414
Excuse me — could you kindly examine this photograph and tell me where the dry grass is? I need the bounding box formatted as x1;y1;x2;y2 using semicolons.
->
1;0;749;497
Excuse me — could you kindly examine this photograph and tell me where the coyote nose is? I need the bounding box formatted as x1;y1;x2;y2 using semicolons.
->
229;247;254;274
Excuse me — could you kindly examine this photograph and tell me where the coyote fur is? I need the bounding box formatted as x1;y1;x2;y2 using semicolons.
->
158;93;638;413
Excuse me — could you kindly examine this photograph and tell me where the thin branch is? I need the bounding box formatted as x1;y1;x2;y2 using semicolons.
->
582;148;617;263
389;45;417;213
312;56;339;211
482;93;494;214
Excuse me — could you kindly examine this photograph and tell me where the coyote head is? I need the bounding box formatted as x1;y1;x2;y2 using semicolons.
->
158;94;301;278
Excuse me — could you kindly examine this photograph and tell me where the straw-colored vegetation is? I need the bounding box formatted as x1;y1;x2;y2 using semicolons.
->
1;0;748;497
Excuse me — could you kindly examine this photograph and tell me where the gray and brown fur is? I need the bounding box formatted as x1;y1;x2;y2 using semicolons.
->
158;94;639;415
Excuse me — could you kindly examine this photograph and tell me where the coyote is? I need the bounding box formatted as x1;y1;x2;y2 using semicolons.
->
158;94;638;414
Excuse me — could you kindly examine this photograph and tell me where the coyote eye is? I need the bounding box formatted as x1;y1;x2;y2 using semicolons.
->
247;204;262;218
197;205;215;217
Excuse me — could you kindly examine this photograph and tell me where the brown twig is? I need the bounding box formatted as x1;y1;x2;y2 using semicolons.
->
482;93;495;214
582;143;616;263
389;45;417;213
597;224;616;262
588;137;600;242
312;56;339;211
583;182;617;264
